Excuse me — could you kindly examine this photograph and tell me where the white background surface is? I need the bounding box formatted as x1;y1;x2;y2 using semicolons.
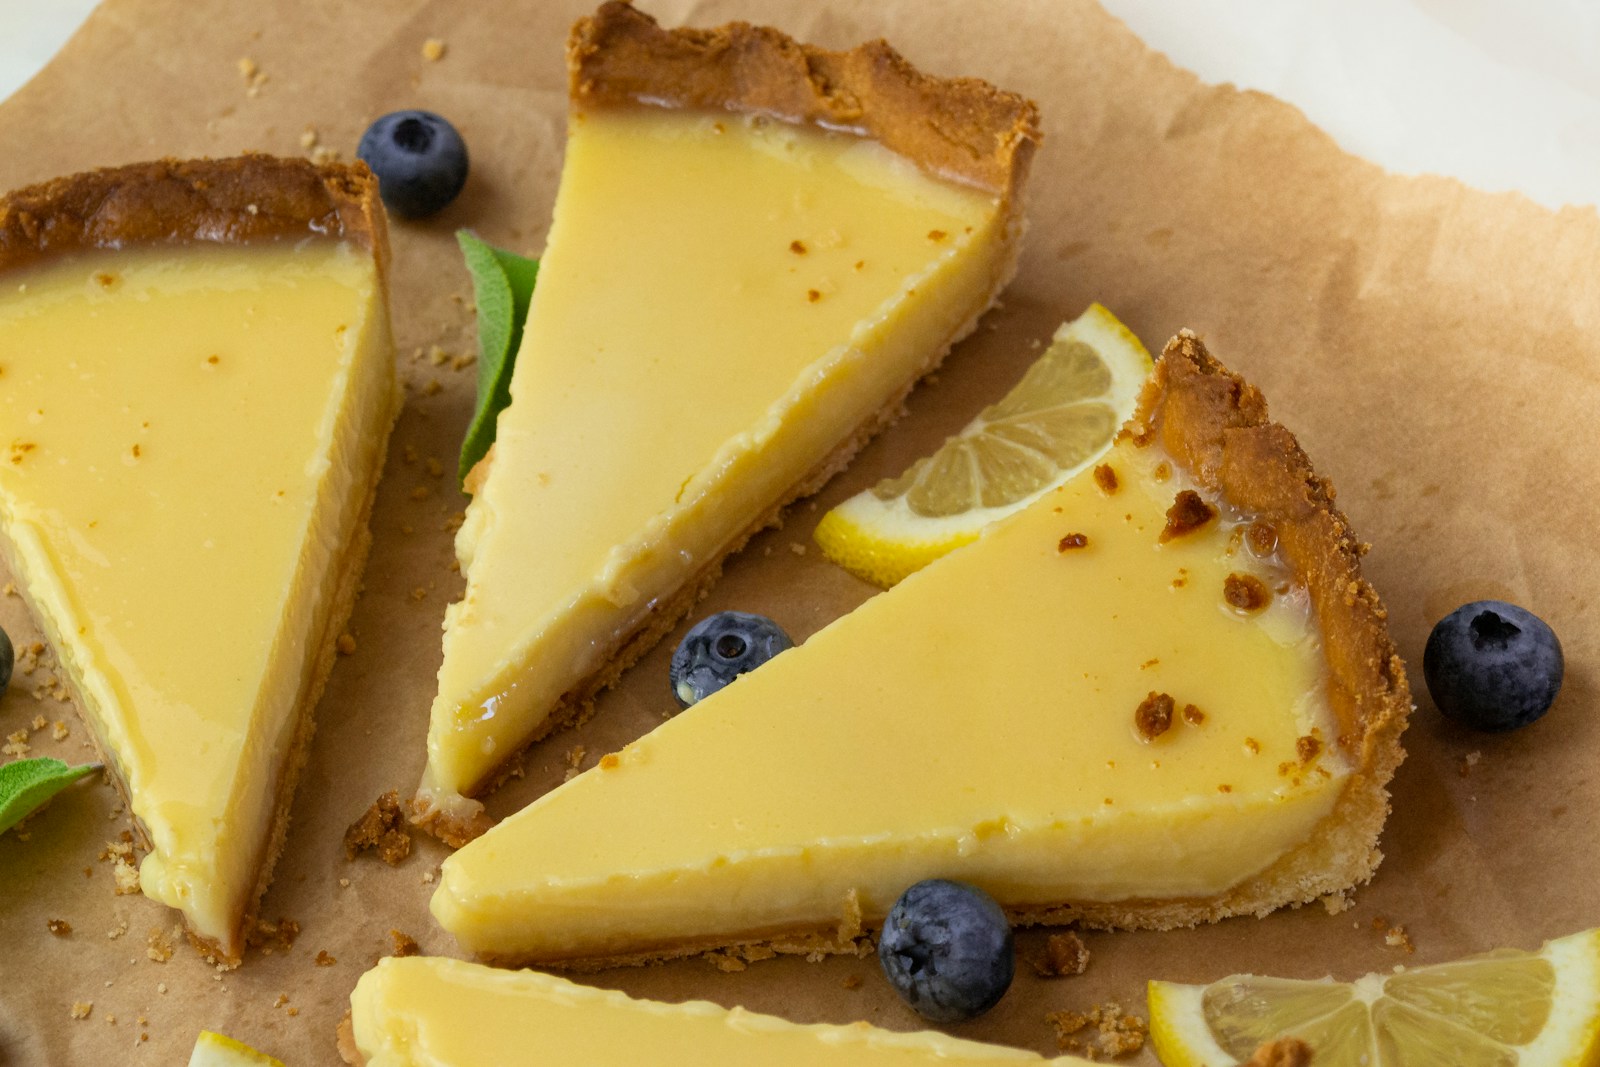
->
1;0;1598;210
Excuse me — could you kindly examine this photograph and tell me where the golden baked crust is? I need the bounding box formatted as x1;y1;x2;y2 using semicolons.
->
473;330;1411;970
0;155;398;965
569;1;1041;201
0;154;386;275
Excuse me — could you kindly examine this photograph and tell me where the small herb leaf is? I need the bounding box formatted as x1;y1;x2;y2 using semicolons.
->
456;231;539;485
0;758;100;835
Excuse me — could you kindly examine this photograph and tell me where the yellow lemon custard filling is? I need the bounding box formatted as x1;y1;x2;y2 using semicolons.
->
431;334;1411;966
415;3;1040;839
345;956;1097;1066
0;159;396;960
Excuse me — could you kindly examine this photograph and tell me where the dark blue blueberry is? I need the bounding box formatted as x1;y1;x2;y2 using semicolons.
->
877;879;1014;1022
0;626;11;697
356;110;469;219
1423;600;1563;732
668;611;791;708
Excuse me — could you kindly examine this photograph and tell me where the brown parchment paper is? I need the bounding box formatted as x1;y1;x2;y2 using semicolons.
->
1;0;1598;1063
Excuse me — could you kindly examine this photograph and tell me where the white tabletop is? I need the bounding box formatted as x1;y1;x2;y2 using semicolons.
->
1;0;1597;210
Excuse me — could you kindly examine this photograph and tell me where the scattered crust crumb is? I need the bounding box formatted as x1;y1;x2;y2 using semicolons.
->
315;950;338;967
51;720;69;741
300;125;318;150
562;745;588;782
1182;704;1205;725
1248;1038;1313;1067
1372;916;1416;954
3;730;31;757
1223;573;1270;612
247;917;301;953
310;144;341;166
112;857;141;895
421;37;447;61
1058;533;1089;552
707;952;747;972
344;790;413;866
70;1001;93;1020
145;926;174;963
789;542;807;556
389;930;420;958
1031;932;1090;977
1047;1001;1147;1059
47;918;72;936
336;633;358;656
31;714;47;731
1460;750;1482;777
1134;692;1174;741
1092;464;1118;494
1320;891;1352;915
1296;735;1322;764
842;973;864;990
599;753;620;770
1159;489;1217;542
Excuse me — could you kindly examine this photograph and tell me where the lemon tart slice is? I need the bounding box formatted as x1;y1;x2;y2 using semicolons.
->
340;956;1097;1066
0;157;397;962
413;2;1041;842
430;331;1410;966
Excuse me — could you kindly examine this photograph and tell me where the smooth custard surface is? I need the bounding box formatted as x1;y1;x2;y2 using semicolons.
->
422;105;1009;812
351;956;1093;1066
434;438;1345;961
0;240;390;952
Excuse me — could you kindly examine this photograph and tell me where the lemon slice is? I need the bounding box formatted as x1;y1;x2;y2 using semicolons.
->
1148;928;1600;1067
814;302;1151;587
188;1030;285;1067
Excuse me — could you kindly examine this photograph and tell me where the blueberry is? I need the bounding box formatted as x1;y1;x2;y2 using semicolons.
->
668;611;791;708
877;879;1014;1022
0;626;11;697
356;110;469;219
1423;600;1563;732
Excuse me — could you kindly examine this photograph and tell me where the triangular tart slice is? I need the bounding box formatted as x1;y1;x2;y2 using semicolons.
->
341;956;1100;1066
430;331;1410;966
414;2;1042;841
0;157;397;962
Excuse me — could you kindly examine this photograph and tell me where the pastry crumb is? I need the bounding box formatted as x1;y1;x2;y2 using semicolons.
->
1459;750;1482;777
389;930;421;957
70;1001;93;1020
47;918;72;936
599;753;620;770
315;949;337;967
1134;692;1174;741
336;632;358;655
344;790;413;866
1159;489;1216;542
1319;891;1352;915
789;542;807;556
247;917;301;953
1031;932;1090;977
562;745;588;782
707;952;747;973
1057;533;1089;552
144;926;173;963
51;720;69;740
842;973;864;990
421;37;447;61
1296;735;1322;764
112;857;141;895
1223;573;1270;612
1092;464;1118;494
1047;1001;1146;1059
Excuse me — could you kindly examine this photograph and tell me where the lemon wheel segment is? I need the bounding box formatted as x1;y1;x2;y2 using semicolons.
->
815;303;1153;587
1147;927;1600;1067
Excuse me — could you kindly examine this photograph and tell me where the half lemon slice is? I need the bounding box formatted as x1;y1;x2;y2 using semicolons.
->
814;303;1151;587
1148;927;1600;1067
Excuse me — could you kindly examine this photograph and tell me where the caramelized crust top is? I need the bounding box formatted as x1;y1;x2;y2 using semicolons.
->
568;1;1041;200
0;154;386;275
